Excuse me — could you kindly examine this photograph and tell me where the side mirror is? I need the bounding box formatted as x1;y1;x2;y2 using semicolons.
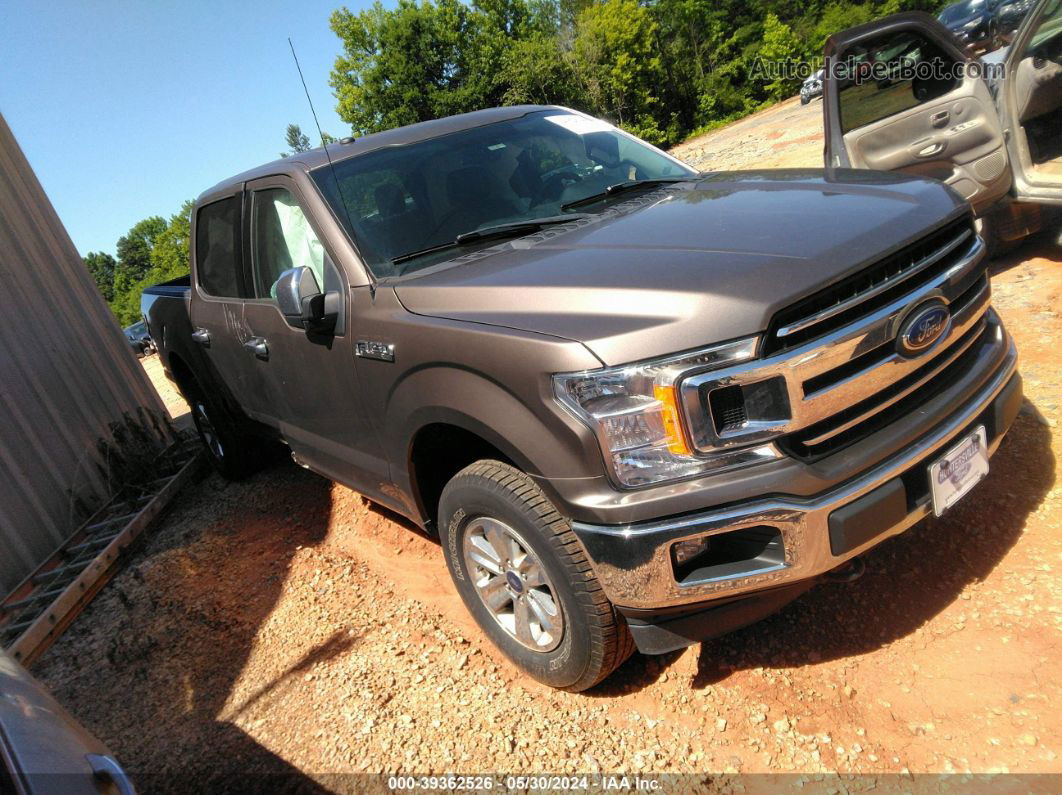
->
274;266;337;334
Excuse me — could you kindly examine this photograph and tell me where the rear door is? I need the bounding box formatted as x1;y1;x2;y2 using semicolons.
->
187;190;264;416
822;12;1013;216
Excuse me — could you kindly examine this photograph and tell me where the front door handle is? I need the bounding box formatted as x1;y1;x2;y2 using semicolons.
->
243;336;269;360
910;138;945;158
191;327;211;346
930;110;950;128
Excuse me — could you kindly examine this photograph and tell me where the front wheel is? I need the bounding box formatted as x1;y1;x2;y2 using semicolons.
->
438;460;634;691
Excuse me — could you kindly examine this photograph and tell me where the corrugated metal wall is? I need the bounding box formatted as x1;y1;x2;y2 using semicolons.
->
0;112;172;595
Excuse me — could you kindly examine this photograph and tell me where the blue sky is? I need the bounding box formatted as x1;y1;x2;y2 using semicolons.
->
1;0;371;257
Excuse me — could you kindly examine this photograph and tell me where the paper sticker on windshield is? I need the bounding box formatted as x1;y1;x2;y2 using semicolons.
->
544;114;614;135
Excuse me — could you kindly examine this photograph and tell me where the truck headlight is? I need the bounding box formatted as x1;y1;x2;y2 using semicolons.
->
554;338;774;487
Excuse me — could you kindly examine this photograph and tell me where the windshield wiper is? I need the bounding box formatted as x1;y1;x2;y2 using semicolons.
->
561;176;694;210
391;214;589;266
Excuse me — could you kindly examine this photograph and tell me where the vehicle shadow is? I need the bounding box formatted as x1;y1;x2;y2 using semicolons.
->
686;407;1054;687
988;226;1061;277
33;460;341;793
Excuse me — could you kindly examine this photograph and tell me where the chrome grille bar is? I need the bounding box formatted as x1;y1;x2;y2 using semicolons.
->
800;317;988;447
775;227;973;339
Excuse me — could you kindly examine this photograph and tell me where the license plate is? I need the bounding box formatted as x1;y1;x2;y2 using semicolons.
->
929;426;989;517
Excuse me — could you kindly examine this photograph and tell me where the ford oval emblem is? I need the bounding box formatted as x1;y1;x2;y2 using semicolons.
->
897;302;950;356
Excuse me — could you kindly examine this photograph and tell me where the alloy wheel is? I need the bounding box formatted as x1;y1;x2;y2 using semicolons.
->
462;516;563;652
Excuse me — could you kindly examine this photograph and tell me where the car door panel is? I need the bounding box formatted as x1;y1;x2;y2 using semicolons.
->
241;176;394;506
1000;0;1062;201
843;92;1011;205
188;191;266;417
823;12;1013;215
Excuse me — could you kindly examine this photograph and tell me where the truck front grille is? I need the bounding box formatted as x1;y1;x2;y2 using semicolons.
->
762;217;976;356
679;212;992;464
781;316;991;460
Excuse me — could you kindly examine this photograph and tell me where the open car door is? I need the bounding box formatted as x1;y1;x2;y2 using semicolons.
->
822;12;1013;217
998;0;1062;205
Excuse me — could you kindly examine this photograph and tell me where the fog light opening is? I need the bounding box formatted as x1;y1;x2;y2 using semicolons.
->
671;525;785;585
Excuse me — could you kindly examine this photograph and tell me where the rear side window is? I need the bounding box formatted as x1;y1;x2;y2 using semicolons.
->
838;30;960;133
195;197;246;298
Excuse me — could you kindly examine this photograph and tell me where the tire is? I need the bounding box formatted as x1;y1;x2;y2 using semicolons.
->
438;460;635;691
978;213;1025;260
800;94;810;106
181;373;261;480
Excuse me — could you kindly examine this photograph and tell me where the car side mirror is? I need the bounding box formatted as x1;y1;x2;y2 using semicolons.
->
274;266;338;334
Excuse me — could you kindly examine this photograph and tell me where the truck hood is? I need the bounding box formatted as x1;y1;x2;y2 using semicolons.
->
393;169;968;366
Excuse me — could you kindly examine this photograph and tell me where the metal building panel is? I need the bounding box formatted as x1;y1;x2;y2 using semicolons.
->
0;112;171;595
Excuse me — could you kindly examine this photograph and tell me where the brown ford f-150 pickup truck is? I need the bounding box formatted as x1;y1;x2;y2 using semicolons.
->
144;105;1021;691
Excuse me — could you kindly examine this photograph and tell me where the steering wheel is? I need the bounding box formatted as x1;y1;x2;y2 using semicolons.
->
530;170;583;208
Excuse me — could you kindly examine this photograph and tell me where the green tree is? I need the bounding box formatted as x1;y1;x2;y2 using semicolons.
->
500;33;584;106
570;0;664;140
758;12;802;102
109;209;189;327
330;0;497;135
83;251;116;302
114;216;166;286
811;1;875;53
281;123;312;156
281;123;338;157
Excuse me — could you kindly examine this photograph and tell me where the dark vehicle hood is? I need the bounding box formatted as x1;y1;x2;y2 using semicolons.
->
394;170;968;366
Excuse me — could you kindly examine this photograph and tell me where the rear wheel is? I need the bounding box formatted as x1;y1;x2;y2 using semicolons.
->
438;460;634;691
181;374;260;480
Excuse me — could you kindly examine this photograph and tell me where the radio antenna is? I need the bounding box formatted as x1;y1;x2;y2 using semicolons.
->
287;37;365;283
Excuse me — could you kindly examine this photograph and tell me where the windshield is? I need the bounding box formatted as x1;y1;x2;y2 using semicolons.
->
939;0;986;23
310;110;695;277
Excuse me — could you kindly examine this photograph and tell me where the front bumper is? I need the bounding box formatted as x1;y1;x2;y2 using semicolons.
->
570;327;1020;625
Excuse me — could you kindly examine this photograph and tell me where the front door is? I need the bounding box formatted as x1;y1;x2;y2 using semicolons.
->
240;176;390;498
822;12;1013;216
1000;0;1062;204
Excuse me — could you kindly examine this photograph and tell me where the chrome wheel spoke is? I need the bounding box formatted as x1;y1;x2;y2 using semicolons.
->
527;590;558;634
478;574;511;613
482;519;515;565
467;534;503;575
514;597;535;645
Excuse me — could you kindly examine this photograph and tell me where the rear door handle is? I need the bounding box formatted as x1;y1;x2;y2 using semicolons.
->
191;327;211;346
243;336;269;360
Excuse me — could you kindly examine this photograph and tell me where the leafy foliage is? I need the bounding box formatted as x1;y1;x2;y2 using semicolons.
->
281;123;336;157
87;204;193;327
83;251;117;303
329;0;951;147
282;123;312;156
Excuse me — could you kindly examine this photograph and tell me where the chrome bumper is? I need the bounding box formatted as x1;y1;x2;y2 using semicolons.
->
571;323;1019;611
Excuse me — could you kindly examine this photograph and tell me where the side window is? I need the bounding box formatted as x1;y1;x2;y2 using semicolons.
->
195;197;245;298
838;31;961;133
251;188;326;299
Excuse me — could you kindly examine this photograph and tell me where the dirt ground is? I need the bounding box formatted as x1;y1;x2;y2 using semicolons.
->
34;98;1062;790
